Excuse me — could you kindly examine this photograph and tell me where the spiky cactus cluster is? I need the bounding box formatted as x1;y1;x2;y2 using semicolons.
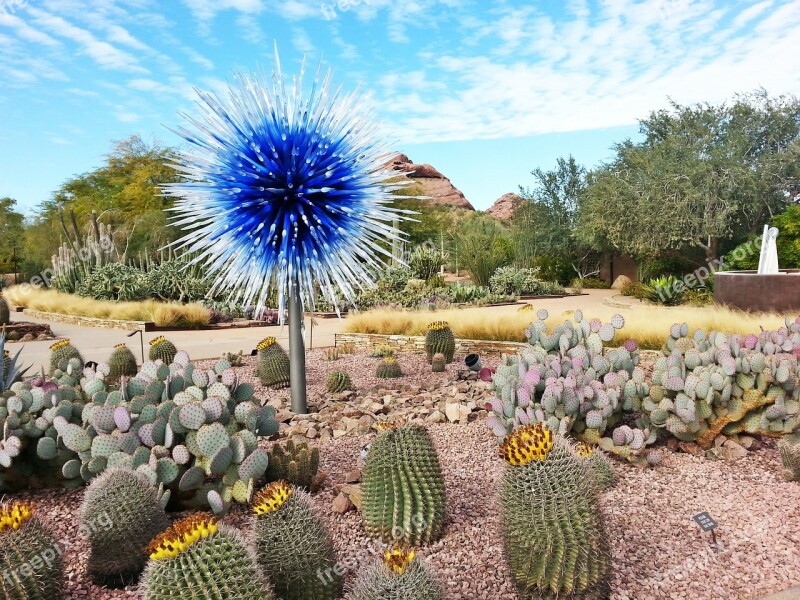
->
79;469;170;586
326;370;352;393
142;513;275;600
108;343;138;383
348;548;442;600
0;500;62;600
779;433;800;481
252;481;341;600
424;321;455;364
266;440;320;490
430;353;446;373
48;339;82;375
0;349;278;514
500;424;610;600
641;319;800;448
256;337;291;389
362;423;445;545
376;357;403;379
148;336;177;365
0;295;9;326
486;309;654;461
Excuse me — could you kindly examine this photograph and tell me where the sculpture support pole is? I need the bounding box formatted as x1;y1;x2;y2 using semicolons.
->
288;279;308;414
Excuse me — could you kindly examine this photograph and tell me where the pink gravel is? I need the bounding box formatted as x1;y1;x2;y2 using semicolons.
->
10;350;800;599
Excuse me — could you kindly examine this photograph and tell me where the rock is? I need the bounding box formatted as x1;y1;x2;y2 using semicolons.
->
737;435;756;450
722;440;748;461
305;427;318;439
332;429;347;439
331;492;354;514
678;442;705;457
486;192;523;220
427;409;445;423
385;153;474;210
714;435;727;448
345;469;362;483
611;275;632;290
445;403;462;423
338;484;363;511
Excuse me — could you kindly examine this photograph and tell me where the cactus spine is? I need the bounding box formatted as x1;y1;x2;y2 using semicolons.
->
0;500;62;600
266;440;320;490
375;357;403;379
361;423;445;545
500;424;610;600
142;513;275;600
424;321;455;363
256;337;290;389
148;336;177;364
252;482;342;600
326;370;352;393
348;548;442;600
80;469;170;586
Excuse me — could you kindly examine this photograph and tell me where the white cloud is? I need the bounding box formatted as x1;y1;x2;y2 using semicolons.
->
181;0;264;21
291;27;315;54
0;12;61;46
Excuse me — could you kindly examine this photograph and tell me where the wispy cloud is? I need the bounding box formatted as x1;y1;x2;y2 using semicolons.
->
0;12;62;46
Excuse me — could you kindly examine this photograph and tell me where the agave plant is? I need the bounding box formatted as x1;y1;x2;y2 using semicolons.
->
0;328;30;391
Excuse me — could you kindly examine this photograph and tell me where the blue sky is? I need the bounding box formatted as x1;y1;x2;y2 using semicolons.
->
1;0;798;214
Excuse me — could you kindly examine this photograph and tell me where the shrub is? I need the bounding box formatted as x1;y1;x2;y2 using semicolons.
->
145;261;211;303
573;276;610;289
75;263;149;301
620;281;652;300
408;246;444;280
490;266;564;296
377;265;412;292
645;275;684;306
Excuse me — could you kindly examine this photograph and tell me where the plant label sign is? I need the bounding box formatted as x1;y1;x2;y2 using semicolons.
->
693;512;718;532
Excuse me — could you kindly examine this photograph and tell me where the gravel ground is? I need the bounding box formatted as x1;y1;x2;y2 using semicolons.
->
9;350;800;599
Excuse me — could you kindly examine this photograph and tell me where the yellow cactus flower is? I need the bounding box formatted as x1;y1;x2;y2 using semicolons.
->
0;500;34;533
500;423;554;466
148;513;219;561
252;481;293;515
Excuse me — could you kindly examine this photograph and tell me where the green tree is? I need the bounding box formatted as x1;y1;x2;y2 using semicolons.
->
452;213;514;286
0;197;25;278
581;91;800;263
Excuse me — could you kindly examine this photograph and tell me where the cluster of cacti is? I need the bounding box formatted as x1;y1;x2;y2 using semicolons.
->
48;339;83;375
779;433;800;481
326;370;352;393
0;349;278;514
108;343;138;383
323;347;340;361
424;321;455;363
348;548;442;600
375;357;403;379
221;350;245;367
486;309;655;462
79;468;170;586
256;337;291;389
1;329;28;391
640;319;800;448
252;481;342;600
574;442;616;490
0;500;62;600
148;336;177;365
266;439;320;490
500;424;610;600
430;353;446;373
142;513;275;600
362;423;445;545
0;295;9;326
370;345;395;358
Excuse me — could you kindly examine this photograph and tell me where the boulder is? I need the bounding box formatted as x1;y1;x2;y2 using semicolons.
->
611;275;632;290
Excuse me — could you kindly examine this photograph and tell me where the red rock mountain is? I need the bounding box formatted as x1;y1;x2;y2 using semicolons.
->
486;193;523;220
386;153;475;210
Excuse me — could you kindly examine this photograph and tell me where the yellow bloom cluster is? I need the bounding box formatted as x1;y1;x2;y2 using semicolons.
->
426;321;450;331
384;547;415;575
148;513;218;561
149;335;167;347
0;500;33;533
256;337;277;351
500;423;554;466
375;418;407;431
114;343;127;349
574;442;595;458
49;339;71;351
252;481;293;515
517;303;534;312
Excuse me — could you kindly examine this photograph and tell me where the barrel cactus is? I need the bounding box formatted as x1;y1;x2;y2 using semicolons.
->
500;424;610;600
79;469;170;586
148;336;177;364
0;500;62;600
574;442;616;491
348;547;442;600
430;353;446;373
0;295;9;326
108;343;138;383
266;440;320;490
48;338;82;374
375;357;402;379
256;337;290;389
252;481;341;600
362;423;445;545
142;513;275;600
779;433;800;481
424;321;455;363
326;370;352;393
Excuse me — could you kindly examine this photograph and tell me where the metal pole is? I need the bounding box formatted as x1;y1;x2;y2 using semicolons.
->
288;279;308;414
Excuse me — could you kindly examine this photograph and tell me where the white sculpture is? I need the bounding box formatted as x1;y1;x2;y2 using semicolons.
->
757;225;780;275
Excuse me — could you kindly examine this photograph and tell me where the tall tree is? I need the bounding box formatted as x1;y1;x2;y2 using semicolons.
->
580;91;800;263
0;197;24;277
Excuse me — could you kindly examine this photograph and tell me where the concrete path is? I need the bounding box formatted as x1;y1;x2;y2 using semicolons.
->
760;588;800;600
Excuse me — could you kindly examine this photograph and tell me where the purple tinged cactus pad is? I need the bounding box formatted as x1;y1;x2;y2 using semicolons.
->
611;314;625;329
574;309;583;322
234;383;255;404
670;323;682;339
197;423;230;458
664;376;685;392
113;406;132;432
238;448;270;482
624;339;638;352
201;397;224;421
536;308;549;321
207;489;227;516
179;465;206;491
585;410;603;429
221;369;237;388
179;403;207;430
207;382;231;401
92;405;117;433
209;446;234;474
172;445;191;465
156;458;180;484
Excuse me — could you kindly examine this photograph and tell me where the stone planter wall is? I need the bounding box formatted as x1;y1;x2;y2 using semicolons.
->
22;309;151;331
335;333;525;355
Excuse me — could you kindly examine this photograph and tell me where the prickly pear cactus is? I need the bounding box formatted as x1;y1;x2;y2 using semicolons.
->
362;423;445;545
424;321;455;363
48;339;83;375
500;424;610;600
148;336;177;365
326;370;352;393
108;343;138;382
0;500;62;600
266;440;320;490
348;548;442;600
252;481;341;600
141;513;275;600
80;469;170;586
376;357;403;379
256;337;290;389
